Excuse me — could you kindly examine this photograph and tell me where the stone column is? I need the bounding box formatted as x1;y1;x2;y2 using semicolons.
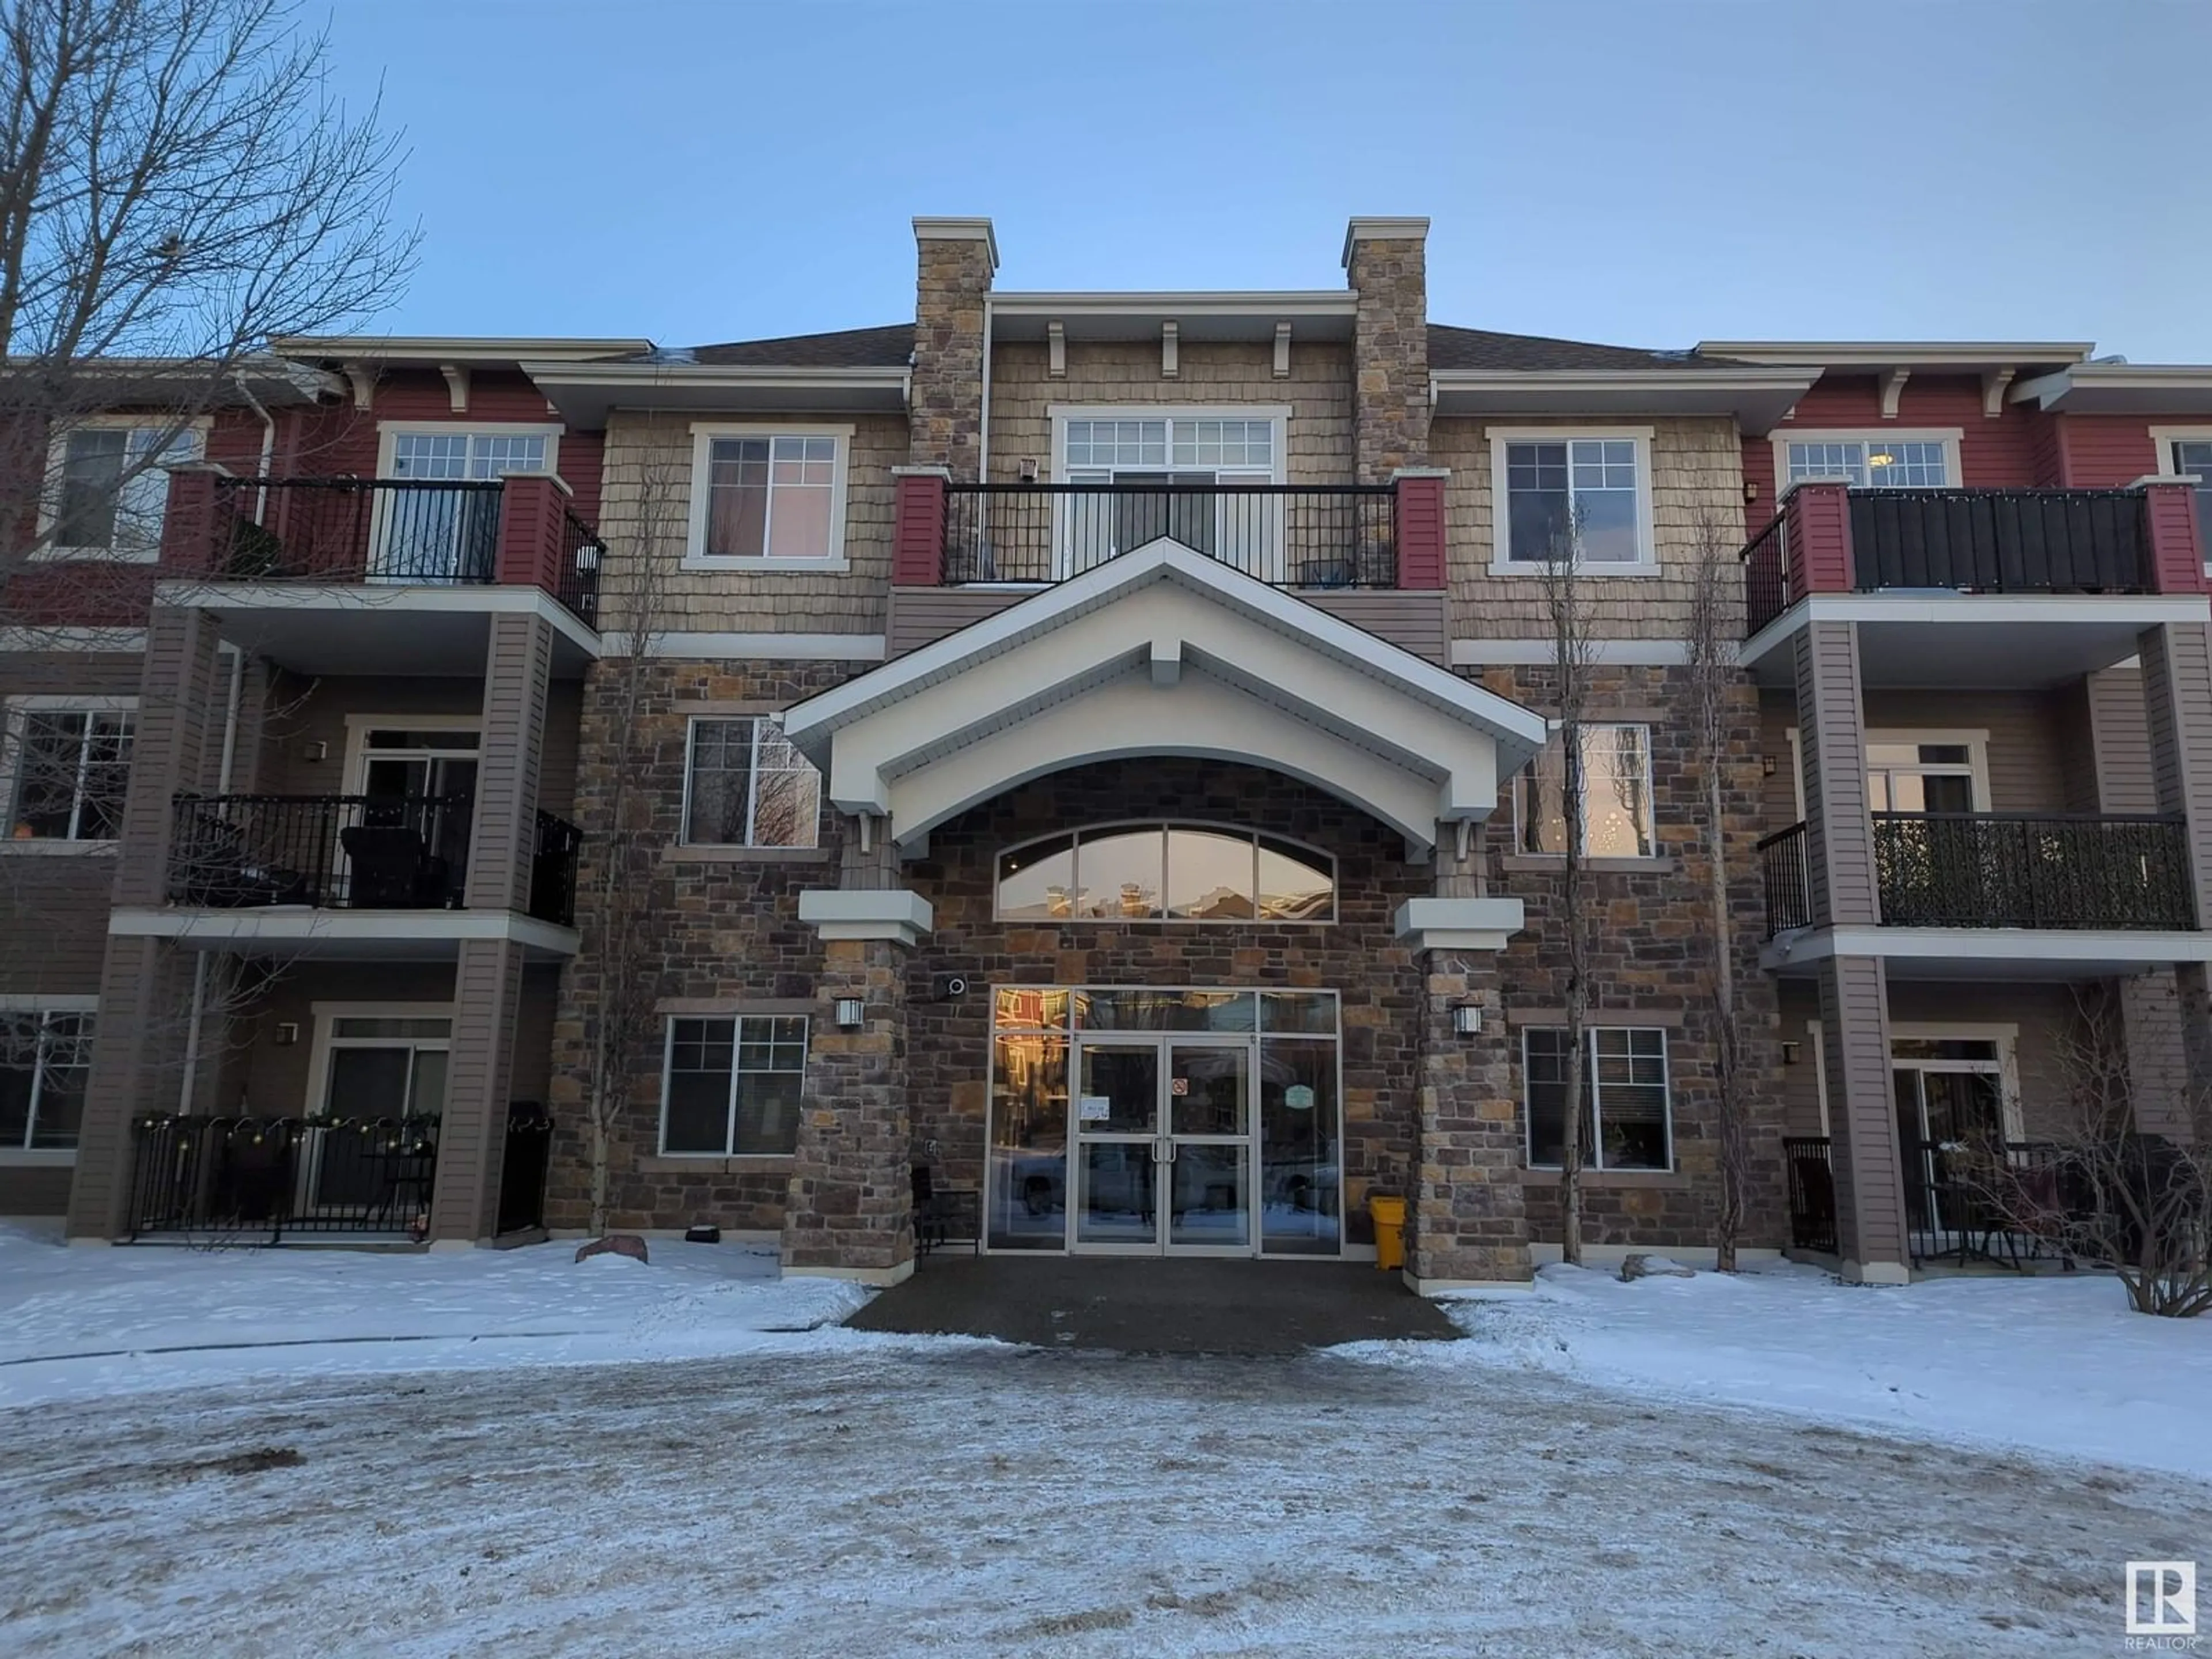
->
1395;828;1531;1290
1343;217;1431;483
1792;618;1909;1282
787;828;931;1283
2138;619;2212;1085
67;605;226;1238
909;217;997;479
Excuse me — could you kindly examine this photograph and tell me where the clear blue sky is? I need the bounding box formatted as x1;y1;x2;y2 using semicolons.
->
323;0;2212;361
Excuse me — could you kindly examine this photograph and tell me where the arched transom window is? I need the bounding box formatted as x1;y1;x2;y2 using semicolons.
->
997;823;1335;923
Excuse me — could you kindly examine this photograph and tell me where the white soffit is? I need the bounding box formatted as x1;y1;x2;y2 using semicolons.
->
781;540;1547;857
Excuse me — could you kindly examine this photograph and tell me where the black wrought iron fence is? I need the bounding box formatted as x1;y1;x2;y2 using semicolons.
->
1873;812;2192;930
1741;509;1794;637
941;482;1399;586
213;477;503;584
125;1114;440;1241
168;793;474;910
559;509;603;625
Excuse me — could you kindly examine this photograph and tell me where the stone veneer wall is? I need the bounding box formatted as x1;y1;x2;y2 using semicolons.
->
544;657;858;1235
589;411;909;638
1434;414;1747;641
1474;662;1789;1250
986;340;1355;484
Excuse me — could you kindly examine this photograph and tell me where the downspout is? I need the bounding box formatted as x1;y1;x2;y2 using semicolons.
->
233;370;276;521
177;642;247;1116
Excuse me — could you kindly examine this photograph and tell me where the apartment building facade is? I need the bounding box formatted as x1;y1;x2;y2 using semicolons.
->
4;215;2207;1293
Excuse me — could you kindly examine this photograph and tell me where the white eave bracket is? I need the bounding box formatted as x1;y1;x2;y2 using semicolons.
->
797;889;934;946
1392;896;1525;953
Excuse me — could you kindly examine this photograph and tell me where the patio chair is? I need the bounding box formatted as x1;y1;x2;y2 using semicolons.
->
340;824;441;908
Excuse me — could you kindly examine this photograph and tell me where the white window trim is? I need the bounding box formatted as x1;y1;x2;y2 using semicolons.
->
1;695;137;857
1521;1023;1675;1172
31;414;214;563
0;993;97;1164
1488;426;1658;576
302;1001;454;1120
1889;1021;2024;1142
1805;1016;1831;1138
1770;429;1964;494
2148;427;2212;480
339;713;484;794
1511;722;1659;861
683;422;854;572
1046;406;1293;485
373;420;566;482
1865;728;1991;814
679;714;822;850
656;1012;810;1158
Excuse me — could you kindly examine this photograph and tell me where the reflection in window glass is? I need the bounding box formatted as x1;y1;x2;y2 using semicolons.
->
1078;990;1256;1032
1524;1026;1671;1172
1260;1039;1340;1254
988;1033;1068;1249
997;835;1075;921
995;825;1335;924
1166;828;1256;919
1073;828;1162;919
1260;991;1338;1034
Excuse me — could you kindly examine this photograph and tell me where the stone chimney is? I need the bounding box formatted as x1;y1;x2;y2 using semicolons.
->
1343;216;1431;482
909;217;997;478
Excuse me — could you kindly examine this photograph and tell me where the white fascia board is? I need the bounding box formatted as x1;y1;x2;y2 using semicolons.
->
796;889;933;945
519;363;910;391
1740;590;2212;666
1696;342;2093;368
109;907;581;955
1766;925;2212;970
277;336;655;363
2012;363;2212;413
783;540;1548;763
1392;897;1527;953
151;580;602;656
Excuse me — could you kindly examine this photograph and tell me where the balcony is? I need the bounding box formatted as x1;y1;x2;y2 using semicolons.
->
143;793;582;955
1758;813;2195;938
153;470;605;676
1784;1135;2088;1270
1738;480;2207;689
887;472;1449;660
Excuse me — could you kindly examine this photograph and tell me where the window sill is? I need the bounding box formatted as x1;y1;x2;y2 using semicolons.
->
680;556;851;574
1487;559;1660;579
664;844;832;864
0;1149;77;1166
0;839;120;857
1499;854;1673;873
1521;1168;1683;1187
639;1153;795;1175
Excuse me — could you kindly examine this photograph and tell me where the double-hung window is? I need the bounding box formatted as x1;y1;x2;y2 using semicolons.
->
661;1015;809;1156
1050;410;1287;579
1779;433;1956;491
1493;432;1650;569
44;422;203;559
5;702;135;844
0;1006;93;1153
683;717;822;849
1514;725;1655;858
1524;1026;1672;1171
688;426;850;565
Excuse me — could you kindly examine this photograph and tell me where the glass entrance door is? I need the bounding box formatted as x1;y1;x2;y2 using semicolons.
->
1071;1034;1255;1255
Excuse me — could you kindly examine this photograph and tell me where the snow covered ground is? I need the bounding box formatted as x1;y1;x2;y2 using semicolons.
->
0;1225;895;1408
2;1230;2208;1654
1408;1260;2212;1483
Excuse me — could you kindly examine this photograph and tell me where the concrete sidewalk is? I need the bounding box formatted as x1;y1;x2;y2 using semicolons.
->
842;1255;1460;1354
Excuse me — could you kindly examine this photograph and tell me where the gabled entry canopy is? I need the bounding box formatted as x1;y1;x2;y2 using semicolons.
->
781;541;1548;858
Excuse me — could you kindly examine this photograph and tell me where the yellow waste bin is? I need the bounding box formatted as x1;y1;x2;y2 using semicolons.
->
1368;1195;1407;1271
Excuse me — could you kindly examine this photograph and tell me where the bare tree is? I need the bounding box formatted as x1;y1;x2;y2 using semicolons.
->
1688;507;1750;1270
1536;510;1596;1266
0;0;413;612
1952;989;2211;1317
572;426;681;1237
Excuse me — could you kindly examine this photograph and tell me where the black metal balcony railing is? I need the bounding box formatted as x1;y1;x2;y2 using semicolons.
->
218;478;503;585
1741;509;1795;637
1756;813;2194;935
529;809;583;928
1873;812;2193;930
560;509;603;626
1783;1135;2080;1267
168;794;584;925
1757;821;1812;935
941;482;1399;586
1850;488;2149;595
125;1113;440;1242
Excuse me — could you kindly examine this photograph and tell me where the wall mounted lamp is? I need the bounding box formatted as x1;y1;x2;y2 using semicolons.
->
834;998;865;1031
1452;1005;1483;1036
